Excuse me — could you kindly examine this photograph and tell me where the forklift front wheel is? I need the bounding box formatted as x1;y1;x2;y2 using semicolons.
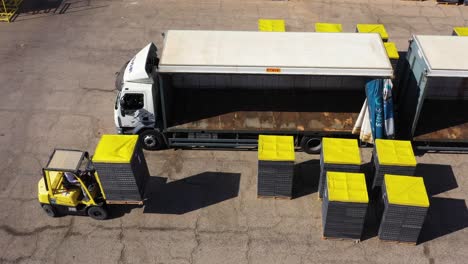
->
87;206;108;220
42;204;57;217
140;130;166;150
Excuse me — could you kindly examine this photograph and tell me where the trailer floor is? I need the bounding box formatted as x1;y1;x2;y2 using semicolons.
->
168;89;363;132
414;100;468;142
1;0;468;264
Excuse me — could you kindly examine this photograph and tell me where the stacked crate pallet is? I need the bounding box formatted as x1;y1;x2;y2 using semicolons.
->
318;138;361;198
378;175;429;244
257;135;295;198
371;139;417;188
322;172;369;241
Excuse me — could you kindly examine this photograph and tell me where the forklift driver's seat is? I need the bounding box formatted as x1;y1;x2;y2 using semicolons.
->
63;172;80;190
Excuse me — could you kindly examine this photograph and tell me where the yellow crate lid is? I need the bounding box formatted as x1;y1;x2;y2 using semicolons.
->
375;139;416;166
93;135;139;163
327;172;368;203
356;24;389;40
315;23;343;33
258;19;286;32
384;42;399;59
384;174;429;208
453;27;468;36
322;138;361;165
258;135;295;161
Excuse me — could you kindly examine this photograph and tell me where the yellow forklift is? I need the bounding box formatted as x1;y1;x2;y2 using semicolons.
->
37;135;149;220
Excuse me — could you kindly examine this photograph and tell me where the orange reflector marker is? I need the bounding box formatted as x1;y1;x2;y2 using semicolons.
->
266;68;281;73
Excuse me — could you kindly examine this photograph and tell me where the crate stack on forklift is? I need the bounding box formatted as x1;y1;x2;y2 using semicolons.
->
38;135;150;220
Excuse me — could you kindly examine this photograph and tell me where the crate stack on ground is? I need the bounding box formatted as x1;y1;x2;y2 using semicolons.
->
257;135;295;198
322;172;369;241
452;27;468;36
258;19;286;32
355;24;399;71
315;22;343;32
92;135;150;202
371;139;417;189
356;24;389;42
318;138;361;198
378;174;429;244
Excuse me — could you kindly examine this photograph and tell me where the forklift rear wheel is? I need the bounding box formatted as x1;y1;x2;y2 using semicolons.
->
42;204;57;217
87;206;108;220
300;137;322;154
140;130;166;150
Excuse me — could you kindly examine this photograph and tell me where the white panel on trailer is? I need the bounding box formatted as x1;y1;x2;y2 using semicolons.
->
414;35;468;77
159;30;393;77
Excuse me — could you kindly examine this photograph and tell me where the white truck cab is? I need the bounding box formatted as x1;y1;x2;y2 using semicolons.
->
114;43;161;149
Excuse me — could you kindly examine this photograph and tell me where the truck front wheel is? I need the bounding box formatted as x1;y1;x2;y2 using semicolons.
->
300;137;322;154
139;130;166;150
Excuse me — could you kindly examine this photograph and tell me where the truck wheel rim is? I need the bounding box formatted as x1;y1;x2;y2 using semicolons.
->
143;135;156;147
307;138;321;149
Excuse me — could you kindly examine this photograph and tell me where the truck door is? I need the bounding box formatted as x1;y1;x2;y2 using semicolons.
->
119;93;146;127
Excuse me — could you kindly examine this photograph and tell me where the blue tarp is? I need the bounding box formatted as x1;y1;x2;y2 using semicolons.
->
365;79;395;139
366;79;384;139
383;79;395;138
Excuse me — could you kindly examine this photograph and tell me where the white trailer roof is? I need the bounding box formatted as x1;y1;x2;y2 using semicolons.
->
159;30;393;77
414;35;468;77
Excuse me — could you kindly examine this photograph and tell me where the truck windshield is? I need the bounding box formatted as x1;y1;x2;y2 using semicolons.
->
115;91;121;110
115;61;128;91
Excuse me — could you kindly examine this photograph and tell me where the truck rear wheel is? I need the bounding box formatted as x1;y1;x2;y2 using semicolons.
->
87;206;108;220
300;137;322;154
140;130;166;150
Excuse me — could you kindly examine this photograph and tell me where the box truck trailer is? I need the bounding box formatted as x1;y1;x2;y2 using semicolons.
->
398;35;468;150
114;30;393;153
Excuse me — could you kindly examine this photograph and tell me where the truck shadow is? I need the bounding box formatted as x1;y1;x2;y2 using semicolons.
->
292;159;319;199
142;172;241;215
416;163;458;195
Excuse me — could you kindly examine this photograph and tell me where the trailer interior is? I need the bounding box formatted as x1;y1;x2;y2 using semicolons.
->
162;74;369;133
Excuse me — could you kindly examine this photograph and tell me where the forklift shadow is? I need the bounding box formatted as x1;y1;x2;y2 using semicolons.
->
292;159;319;199
419;197;468;244
416;163;458;196
142;172;241;215
107;204;142;219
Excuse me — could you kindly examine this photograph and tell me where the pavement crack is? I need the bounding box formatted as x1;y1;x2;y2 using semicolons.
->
0;256;30;264
245;226;252;264
0;224;69;236
189;213;202;264
423;244;435;264
78;81;116;93
118;220;127;264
